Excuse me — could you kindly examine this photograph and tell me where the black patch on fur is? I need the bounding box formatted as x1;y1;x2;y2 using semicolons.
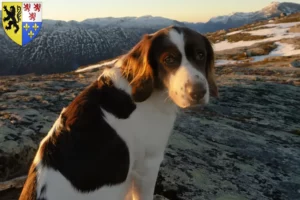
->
98;76;136;118
37;184;47;200
33;78;134;193
148;33;182;90
131;50;141;60
172;26;182;34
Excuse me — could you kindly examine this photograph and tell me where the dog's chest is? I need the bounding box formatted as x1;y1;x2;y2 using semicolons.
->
104;92;177;158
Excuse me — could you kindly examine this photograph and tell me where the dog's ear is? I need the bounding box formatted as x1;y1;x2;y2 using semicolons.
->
203;36;219;98
121;34;154;102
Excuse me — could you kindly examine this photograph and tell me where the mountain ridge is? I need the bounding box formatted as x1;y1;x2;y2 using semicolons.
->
189;1;300;32
0;2;300;75
1;2;299;32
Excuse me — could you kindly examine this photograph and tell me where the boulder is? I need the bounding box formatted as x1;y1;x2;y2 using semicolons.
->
290;59;300;68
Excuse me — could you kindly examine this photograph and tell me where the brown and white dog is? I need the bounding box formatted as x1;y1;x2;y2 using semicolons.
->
19;26;218;200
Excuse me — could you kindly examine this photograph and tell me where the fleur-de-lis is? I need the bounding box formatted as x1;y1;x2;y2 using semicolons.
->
23;23;30;31
32;23;39;31
28;30;34;38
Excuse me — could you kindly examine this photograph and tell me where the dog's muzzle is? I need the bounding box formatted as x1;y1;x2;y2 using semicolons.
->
185;82;207;104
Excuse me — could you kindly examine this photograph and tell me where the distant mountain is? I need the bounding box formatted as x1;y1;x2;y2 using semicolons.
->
185;2;300;33
0;16;185;75
0;2;300;75
81;15;186;29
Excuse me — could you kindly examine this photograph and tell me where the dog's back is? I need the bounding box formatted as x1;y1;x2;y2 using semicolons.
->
19;76;138;200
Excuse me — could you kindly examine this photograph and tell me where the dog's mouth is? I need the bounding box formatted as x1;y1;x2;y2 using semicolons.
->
189;98;207;106
183;98;208;108
169;91;208;109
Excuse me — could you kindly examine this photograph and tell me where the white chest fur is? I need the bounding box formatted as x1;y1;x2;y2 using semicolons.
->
103;91;178;166
103;91;178;200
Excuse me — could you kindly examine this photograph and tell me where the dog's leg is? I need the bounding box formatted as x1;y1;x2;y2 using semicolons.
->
133;154;164;200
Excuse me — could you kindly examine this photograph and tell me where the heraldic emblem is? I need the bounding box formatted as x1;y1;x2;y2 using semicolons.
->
2;2;42;46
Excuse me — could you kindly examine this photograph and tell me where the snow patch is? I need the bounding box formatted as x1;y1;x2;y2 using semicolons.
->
215;22;300;51
215;59;242;67
210;16;230;24
226;30;243;36
252;41;300;62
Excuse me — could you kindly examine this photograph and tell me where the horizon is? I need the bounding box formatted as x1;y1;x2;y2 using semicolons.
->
1;0;300;23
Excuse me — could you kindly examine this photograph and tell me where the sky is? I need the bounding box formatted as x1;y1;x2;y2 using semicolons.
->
1;0;300;22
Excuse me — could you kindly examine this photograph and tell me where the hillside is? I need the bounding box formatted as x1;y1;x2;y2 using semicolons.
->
77;12;300;76
1;1;300;76
1;12;300;200
0;16;186;76
210;13;300;70
191;2;300;33
0;20;169;75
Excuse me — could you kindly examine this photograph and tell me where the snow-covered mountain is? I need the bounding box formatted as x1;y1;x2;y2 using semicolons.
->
191;2;300;33
81;15;186;29
0;15;185;75
0;2;300;75
209;2;298;24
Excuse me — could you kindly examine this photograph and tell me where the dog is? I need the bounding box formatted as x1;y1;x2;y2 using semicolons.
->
19;26;218;200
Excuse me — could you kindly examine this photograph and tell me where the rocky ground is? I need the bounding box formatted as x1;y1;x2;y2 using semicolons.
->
0;56;300;200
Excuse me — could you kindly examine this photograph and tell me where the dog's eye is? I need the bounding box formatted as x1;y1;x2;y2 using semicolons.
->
196;51;205;60
163;55;176;65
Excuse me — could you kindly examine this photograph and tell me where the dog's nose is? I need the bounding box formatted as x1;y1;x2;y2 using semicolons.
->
186;82;206;102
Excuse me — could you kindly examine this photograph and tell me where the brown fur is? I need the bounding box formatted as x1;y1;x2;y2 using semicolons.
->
19;164;38;200
121;35;155;102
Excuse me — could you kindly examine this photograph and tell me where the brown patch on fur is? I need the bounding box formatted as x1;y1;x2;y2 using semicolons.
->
19;78;135;194
61;81;101;132
19;164;37;200
121;35;154;102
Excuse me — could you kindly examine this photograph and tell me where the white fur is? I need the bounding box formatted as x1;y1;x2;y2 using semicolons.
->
34;67;177;200
168;29;210;108
98;66;132;94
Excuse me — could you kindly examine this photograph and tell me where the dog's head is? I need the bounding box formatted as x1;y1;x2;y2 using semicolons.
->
121;26;218;108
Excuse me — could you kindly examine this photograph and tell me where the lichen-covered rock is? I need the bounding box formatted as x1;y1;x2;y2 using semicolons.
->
154;82;300;200
0;73;89;182
1;58;300;200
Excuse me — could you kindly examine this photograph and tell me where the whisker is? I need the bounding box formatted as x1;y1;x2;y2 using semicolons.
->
164;96;171;102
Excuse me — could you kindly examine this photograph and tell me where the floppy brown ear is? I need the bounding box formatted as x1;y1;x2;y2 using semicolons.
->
121;34;154;102
203;36;219;98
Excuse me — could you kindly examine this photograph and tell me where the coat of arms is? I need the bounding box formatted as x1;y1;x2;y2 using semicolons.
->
2;2;42;46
